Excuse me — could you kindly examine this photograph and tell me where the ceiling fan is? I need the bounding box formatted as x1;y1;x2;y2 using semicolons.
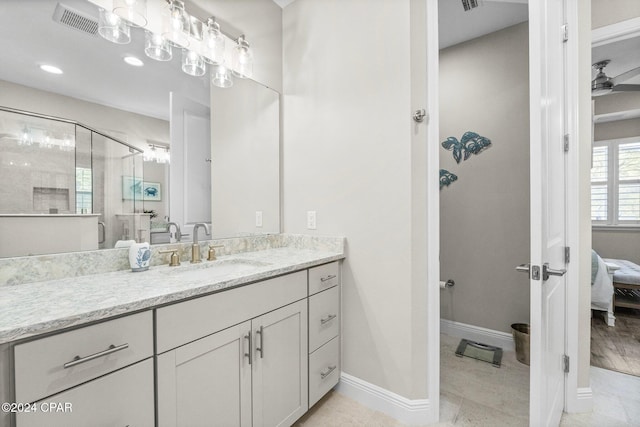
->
592;60;640;96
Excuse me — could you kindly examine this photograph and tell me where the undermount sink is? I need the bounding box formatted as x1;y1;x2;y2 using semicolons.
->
164;259;271;281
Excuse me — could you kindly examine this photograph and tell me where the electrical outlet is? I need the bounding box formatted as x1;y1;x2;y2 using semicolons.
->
307;211;317;230
255;211;263;227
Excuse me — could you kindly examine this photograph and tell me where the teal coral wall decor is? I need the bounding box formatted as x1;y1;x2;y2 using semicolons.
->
439;169;458;189
442;131;491;164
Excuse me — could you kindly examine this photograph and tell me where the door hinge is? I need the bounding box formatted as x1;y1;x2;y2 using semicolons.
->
563;355;570;373
562;24;568;42
564;134;570;152
565;247;570;264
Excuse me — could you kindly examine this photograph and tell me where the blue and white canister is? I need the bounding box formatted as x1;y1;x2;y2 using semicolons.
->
129;242;151;272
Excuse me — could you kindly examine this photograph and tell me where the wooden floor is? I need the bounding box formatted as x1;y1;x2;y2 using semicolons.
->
591;307;640;377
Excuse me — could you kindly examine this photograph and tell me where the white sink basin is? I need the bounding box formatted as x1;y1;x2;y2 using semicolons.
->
164;259;270;282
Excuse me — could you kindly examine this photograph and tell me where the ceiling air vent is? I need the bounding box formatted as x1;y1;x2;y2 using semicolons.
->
52;3;99;36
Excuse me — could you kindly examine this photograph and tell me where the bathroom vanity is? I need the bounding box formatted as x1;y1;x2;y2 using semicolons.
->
0;239;343;427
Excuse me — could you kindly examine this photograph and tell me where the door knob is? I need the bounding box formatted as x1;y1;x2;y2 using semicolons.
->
543;263;566;281
516;263;541;280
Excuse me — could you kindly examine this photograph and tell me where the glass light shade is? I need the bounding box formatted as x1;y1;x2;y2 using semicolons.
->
113;0;148;27
19;127;32;146
182;50;206;77
98;8;131;44
162;0;190;47
211;64;233;88
232;35;253;79
144;32;172;61
203;18;225;65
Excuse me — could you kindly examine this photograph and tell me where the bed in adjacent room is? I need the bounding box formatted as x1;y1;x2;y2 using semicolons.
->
591;250;615;327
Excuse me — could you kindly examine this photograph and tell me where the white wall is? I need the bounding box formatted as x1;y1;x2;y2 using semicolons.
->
591;0;640;28
593;229;640;265
595;118;640;141
283;0;429;400
439;23;530;333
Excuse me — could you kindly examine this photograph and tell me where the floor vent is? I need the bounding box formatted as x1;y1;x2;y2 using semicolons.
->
52;3;98;36
455;339;503;367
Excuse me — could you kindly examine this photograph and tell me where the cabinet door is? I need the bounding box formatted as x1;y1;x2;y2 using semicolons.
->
157;321;252;427
252;300;308;427
16;359;154;427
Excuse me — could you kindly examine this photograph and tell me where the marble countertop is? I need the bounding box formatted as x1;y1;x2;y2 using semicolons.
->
0;247;344;344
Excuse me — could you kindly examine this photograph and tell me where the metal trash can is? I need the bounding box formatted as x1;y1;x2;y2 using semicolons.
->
511;323;530;366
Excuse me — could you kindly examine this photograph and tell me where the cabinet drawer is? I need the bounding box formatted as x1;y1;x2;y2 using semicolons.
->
309;336;340;407
14;311;153;403
309;286;340;353
308;262;340;295
156;271;307;353
16;358;154;427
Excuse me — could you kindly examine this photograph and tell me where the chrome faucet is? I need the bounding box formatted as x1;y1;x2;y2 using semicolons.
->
167;222;182;242
191;223;211;263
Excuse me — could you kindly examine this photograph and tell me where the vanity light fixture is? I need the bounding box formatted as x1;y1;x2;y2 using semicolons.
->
162;0;190;47
144;31;172;61
124;56;144;67
144;144;170;164
182;50;206;77
232;35;253;79
39;64;63;75
94;0;254;87
113;0;148;27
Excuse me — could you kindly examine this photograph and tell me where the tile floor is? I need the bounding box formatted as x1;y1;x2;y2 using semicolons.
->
295;333;640;427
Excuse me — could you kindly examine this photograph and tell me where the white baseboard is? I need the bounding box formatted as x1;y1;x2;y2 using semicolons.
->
440;319;515;351
336;372;434;425
565;387;593;413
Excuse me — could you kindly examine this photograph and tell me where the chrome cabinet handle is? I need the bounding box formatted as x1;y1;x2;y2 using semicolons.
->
63;343;129;369
244;332;252;365
320;314;337;325
320;275;336;283
320;365;337;379
256;326;264;359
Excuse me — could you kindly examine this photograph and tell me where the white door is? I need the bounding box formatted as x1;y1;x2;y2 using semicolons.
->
170;93;211;237
528;0;568;425
252;300;308;427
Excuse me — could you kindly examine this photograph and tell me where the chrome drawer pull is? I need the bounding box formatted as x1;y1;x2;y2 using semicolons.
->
320;365;337;379
244;332;252;365
256;326;264;358
63;343;129;369
320;314;337;325
320;275;337;283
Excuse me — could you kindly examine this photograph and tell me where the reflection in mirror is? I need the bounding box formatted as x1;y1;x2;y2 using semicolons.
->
0;0;281;258
0;107;144;257
211;78;280;238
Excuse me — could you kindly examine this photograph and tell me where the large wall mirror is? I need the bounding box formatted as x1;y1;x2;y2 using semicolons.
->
0;0;280;258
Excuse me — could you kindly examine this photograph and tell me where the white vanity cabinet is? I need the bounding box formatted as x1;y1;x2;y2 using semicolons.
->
12;311;154;427
156;272;309;427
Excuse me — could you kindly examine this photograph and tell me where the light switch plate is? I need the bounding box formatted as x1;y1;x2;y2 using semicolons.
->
255;211;263;227
307;211;317;230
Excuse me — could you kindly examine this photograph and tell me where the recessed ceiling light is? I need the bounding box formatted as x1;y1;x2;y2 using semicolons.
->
124;56;144;67
40;64;63;74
